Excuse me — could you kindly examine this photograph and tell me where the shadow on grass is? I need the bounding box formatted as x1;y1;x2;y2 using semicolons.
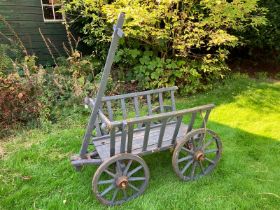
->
1;121;279;209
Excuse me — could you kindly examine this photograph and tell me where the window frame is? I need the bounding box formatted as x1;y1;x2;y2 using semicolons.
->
41;0;64;23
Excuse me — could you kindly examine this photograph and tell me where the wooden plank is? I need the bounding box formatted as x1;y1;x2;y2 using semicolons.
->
133;96;142;128
187;112;197;132
157;119;167;147
101;87;178;101
142;122;151;151
120;122;127;153
201;110;211;128
110;128;116;156
121;99;127;119
106;100;113;121
158;92;164;113
147;94;152;116
171;116;183;144
170;90;176;111
127;125;134;153
93;123;189;161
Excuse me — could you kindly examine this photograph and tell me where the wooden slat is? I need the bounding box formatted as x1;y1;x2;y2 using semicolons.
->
147;94;152;116
94;116;102;137
110;128;116;156
170;90;176;111
120;122;127;153
106;100;113;121
187;112;197;132
101;87;178;101
157;119;167;148
201;110;211;128
94;123;189;160
127;125;134;153
159;92;164;113
121;98;127;119
171;116;183;144
143;122;151;151
133;96;142;128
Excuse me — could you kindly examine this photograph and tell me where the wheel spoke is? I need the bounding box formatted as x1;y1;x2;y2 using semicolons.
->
199;161;205;175
203;138;215;149
128;177;146;181
98;179;114;185
178;155;193;163
190;161;197;180
181;160;194;174
122;189;128;200
123;160;133;176
100;184;115;197
116;161;122;174
128;183;140;192
104;169;115;178
205;157;215;164
111;189;119;203
204;148;218;154
127;165;143;177
191;137;197;150
182;146;194;154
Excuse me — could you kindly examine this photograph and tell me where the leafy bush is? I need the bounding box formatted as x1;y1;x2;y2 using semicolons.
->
64;0;266;93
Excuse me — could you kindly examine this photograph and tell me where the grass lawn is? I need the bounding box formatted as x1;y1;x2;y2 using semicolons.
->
0;74;280;209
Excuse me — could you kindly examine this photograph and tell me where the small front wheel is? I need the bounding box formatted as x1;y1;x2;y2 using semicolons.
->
92;154;150;206
172;128;222;181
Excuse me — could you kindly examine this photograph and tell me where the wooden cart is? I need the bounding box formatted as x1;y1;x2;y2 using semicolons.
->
71;13;222;206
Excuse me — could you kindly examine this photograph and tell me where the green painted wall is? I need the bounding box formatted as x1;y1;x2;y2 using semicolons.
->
0;0;68;64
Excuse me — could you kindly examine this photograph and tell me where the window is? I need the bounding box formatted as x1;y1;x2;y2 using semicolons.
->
41;0;64;22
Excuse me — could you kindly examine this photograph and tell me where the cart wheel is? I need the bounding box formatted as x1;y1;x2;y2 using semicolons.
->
92;154;150;206
172;128;222;181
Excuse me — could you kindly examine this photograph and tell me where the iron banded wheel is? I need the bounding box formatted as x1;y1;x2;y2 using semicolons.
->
172;128;222;181
92;154;150;206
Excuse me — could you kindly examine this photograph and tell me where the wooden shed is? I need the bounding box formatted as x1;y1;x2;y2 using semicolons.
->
0;0;68;64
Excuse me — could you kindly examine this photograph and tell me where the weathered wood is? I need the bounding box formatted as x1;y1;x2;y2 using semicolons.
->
157;119;167;147
110;128;116;156
127;125;134;153
147;94;152;116
93;122;189;161
106;100;113;121
121;99;127;119
171;116;183;144
101;87;178;101
187;112;197;132
158;92;164;113
120;122;127;153
170;90;176;111
143;122;151;151
201;110;211;128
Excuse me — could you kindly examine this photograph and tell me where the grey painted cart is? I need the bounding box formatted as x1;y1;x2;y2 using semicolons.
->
71;13;222;206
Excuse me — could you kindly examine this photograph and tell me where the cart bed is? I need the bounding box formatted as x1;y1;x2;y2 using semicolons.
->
93;122;189;160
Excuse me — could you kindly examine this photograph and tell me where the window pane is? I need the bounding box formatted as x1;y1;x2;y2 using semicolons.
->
42;0;50;4
43;6;54;20
54;6;63;20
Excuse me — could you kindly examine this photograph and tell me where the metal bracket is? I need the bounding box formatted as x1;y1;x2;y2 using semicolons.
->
113;24;124;38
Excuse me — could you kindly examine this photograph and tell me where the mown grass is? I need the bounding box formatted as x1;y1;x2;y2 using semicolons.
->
0;74;280;210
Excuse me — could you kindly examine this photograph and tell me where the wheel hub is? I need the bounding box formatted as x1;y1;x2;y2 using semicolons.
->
195;151;205;161
116;176;128;189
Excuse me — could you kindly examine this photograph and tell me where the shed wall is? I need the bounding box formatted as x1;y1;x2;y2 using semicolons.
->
0;0;68;64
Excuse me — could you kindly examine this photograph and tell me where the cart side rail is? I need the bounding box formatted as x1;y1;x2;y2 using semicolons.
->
107;103;215;157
